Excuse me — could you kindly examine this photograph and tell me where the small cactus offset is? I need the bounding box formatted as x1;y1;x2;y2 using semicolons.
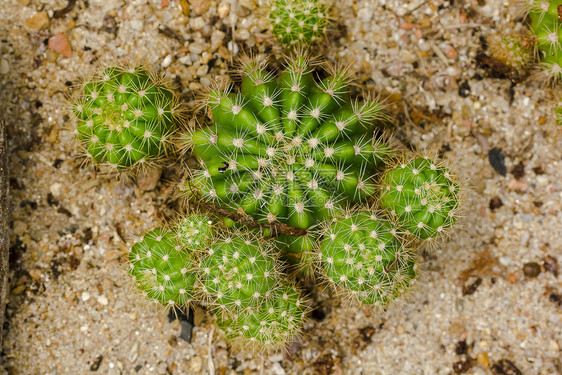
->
176;214;214;251
379;157;460;240
316;210;417;306
527;0;562;80
71;64;184;173
269;0;330;48
555;101;562;125
187;54;392;237
216;283;308;350
199;234;282;311
128;224;201;307
487;33;532;73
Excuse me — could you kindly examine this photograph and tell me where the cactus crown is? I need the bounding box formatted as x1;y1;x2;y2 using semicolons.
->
187;54;392;233
527;0;562;80
128;226;199;307
269;0;330;47
317;210;417;306
379;157;460;240
71;65;183;172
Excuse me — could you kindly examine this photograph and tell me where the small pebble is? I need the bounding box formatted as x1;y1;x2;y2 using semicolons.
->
97;295;109;305
190;356;203;372
477;352;489;367
48;33;72;58
130;20;143;31
522;262;541;278
0;59;9;75
24;12;49;32
136;167;162;191
82;291;91;301
161;54;173;68
446;45;458;60
190;0;211;16
217;1;230;18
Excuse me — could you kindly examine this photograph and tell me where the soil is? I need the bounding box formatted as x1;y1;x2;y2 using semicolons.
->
1;0;561;374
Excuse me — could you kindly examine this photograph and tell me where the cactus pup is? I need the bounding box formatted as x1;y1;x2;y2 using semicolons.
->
127;214;213;307
269;0;331;48
379;156;460;240
199;233;282;312
216;283;308;350
71;64;184;173
316;210;417;306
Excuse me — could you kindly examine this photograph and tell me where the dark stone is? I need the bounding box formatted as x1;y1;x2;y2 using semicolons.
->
511;161;525;179
455;340;468;355
522;262;541;278
489;197;503;210
458;80;471;97
462;277;482;296
488;147;507;176
453;358;474;374
90;355;103;371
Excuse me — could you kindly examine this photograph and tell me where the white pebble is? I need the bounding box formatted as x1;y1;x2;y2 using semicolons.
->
162;54;172;68
97;295;108;305
81;291;90;301
0;59;9;75
130;20;143;31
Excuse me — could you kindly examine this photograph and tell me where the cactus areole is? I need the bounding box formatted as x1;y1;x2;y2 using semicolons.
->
188;55;392;233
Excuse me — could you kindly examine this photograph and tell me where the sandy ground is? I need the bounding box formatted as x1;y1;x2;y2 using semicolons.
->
1;0;561;374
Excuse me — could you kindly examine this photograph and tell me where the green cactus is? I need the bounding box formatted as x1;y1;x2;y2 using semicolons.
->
128;226;200;307
71;64;183;172
186;54;392;240
488;34;532;73
176;214;214;251
317;210;417;306
379;157;460;240
216;283;308;350
556;102;562;125
199;234;282;311
269;0;330;47
527;0;562;80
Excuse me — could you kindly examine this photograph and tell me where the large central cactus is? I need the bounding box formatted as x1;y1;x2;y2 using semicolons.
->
187;55;392;232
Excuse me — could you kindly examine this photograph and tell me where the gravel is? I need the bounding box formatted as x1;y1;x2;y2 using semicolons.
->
1;0;561;374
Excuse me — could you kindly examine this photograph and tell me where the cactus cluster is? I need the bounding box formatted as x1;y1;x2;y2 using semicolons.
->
269;0;330;48
71;55;462;352
71;65;183;172
127;213;308;350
